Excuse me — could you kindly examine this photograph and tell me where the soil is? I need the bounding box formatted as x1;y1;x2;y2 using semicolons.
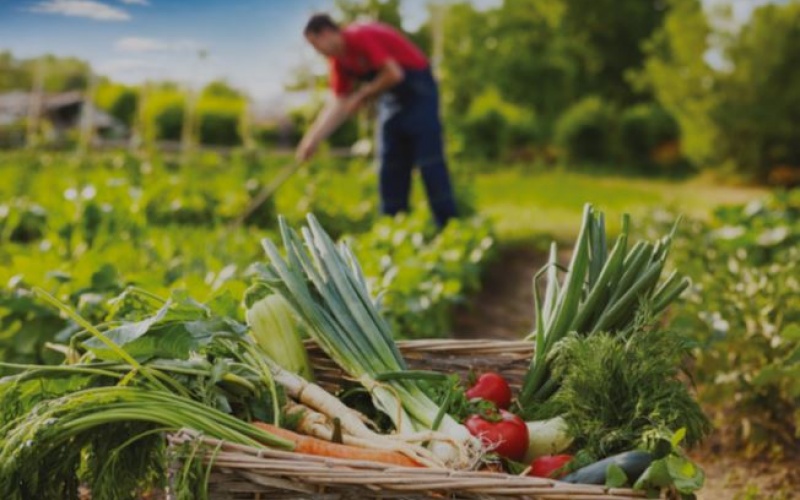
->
452;244;544;340
452;244;574;340
692;454;799;500
452;244;800;500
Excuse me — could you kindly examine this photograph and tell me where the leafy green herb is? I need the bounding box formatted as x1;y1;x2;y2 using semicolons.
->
532;324;711;459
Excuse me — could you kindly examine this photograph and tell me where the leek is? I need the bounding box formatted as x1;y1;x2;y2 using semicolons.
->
253;214;480;469
519;204;690;417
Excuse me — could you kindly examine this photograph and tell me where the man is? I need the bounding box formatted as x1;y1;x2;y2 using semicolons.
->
297;13;458;228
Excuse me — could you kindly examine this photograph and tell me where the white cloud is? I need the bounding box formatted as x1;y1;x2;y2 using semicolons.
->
115;37;166;51
115;37;204;53
119;0;149;5
96;58;161;74
29;0;130;21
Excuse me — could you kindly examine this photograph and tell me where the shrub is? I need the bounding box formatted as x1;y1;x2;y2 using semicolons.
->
555;96;616;164
95;83;138;127
155;103;183;142
619;103;680;169
329;117;359;148
461;87;537;160
0;120;26;149
196;98;242;146
144;90;185;142
651;191;800;457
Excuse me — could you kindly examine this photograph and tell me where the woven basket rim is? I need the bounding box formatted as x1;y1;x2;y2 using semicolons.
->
170;338;656;499
170;430;647;499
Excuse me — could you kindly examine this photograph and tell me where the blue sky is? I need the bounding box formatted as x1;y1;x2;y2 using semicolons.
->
0;0;782;105
0;0;337;103
0;0;504;104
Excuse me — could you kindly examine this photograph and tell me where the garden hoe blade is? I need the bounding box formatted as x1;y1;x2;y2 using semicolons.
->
230;161;303;229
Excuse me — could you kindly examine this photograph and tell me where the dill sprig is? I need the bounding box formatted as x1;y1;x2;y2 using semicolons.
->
532;323;712;460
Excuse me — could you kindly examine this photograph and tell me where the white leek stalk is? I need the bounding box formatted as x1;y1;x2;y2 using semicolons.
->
255;215;482;469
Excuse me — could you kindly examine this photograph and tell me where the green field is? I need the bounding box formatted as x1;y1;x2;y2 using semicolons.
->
473;168;766;242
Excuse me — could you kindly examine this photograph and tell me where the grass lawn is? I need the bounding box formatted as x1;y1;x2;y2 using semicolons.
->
473;168;768;243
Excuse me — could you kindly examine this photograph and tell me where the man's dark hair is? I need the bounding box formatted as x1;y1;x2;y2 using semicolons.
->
304;13;339;35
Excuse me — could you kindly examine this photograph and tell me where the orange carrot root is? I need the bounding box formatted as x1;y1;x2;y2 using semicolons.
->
253;421;421;468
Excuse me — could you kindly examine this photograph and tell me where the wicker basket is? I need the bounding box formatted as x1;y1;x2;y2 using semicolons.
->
168;339;647;500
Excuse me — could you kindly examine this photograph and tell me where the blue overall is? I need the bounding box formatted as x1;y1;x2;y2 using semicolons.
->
373;68;458;228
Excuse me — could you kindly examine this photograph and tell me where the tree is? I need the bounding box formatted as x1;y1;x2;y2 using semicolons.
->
0;51;31;90
0;52;91;92
439;0;666;145
441;2;502;128
559;0;667;105
713;2;800;180
334;0;403;30
20;55;90;91
636;0;718;165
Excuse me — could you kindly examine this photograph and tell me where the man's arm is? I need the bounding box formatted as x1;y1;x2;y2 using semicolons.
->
345;60;404;113
296;97;349;162
296;61;404;162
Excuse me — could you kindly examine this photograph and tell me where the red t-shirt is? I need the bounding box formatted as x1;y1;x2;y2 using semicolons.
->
330;22;429;96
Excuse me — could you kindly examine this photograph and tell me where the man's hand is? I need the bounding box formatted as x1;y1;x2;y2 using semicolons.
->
295;94;355;162
296;137;318;163
342;92;365;116
343;61;403;117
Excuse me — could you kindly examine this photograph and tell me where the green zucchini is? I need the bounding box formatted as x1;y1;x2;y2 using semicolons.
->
561;450;653;485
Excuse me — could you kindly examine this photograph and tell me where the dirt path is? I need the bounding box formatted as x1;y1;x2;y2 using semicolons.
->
452;244;573;340
693;455;799;499
452;244;799;500
452;245;545;340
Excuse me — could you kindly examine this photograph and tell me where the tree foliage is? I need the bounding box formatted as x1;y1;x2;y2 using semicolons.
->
0;52;91;92
335;0;404;29
712;2;800;181
3;0;798;179
636;0;717;165
438;0;668;158
555;96;616;164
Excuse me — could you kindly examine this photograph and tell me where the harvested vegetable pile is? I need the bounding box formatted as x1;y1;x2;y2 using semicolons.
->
0;205;709;499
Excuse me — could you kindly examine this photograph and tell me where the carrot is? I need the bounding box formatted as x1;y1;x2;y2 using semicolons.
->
253;421;421;468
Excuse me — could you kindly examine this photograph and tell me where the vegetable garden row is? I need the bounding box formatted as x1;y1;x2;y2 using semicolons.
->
0;151;797;498
0;151;492;366
652;192;800;459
